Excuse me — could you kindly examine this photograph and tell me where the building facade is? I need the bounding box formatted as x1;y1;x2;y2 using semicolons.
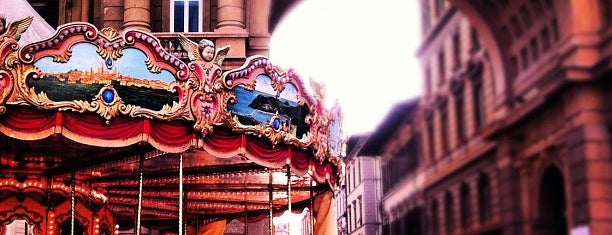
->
26;0;299;68
360;99;423;235
343;135;383;235
335;179;348;235
412;0;612;234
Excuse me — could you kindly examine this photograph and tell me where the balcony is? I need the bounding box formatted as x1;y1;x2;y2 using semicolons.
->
151;32;250;69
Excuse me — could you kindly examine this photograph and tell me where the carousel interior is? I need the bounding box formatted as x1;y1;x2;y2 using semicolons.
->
0;20;342;235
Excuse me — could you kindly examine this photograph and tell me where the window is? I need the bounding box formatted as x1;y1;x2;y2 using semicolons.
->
519;5;533;28
352;163;356;190
170;0;203;32
422;4;432;33
439;102;449;154
510;16;523;38
471;67;485;129
471;28;480;51
425;67;432;96
453;32;461;68
431;199;439;234
478;173;492;223
444;192;454;233
347;205;352;232
356;159;361;182
352;201;357;229
435;0;445;18
551;18;559;41
510;56;519;79
30;0;60;28
438;51;446;84
358;196;363;226
346;166;351;191
530;0;544;17
541;28;551;52
520;47;529;69
427;118;435;160
500;25;513;45
460;183;471;228
530;38;539;61
454;90;465;144
601;0;612;27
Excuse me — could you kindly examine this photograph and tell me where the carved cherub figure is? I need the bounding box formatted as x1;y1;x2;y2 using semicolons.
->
0;16;33;41
178;35;230;80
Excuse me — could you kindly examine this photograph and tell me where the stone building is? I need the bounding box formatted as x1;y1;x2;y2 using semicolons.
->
410;0;612;234
342;134;383;235
359;98;423;235
26;0;300;68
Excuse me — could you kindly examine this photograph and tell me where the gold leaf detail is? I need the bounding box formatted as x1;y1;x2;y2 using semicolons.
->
99;27;121;40
145;57;162;74
53;48;72;63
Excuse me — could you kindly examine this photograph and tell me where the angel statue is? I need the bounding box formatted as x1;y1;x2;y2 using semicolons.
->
0;16;33;41
178;35;230;82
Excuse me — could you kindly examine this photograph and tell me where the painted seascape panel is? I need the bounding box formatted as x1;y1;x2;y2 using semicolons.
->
30;42;179;110
228;74;310;138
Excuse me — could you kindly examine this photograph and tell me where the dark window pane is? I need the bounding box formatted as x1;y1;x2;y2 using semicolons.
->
188;0;199;32
174;1;185;32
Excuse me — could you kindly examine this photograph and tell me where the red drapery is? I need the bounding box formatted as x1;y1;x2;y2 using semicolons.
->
0;106;338;187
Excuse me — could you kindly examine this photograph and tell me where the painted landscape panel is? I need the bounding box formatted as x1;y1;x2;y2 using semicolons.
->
228;74;310;138
31;42;179;110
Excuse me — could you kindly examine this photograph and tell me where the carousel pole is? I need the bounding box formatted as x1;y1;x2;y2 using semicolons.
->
71;170;76;235
268;169;273;235
309;176;314;235
243;202;248;235
286;164;291;235
178;154;184;235
136;154;144;235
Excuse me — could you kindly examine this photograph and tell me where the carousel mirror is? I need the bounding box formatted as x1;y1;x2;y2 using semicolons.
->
4;219;35;235
59;220;83;235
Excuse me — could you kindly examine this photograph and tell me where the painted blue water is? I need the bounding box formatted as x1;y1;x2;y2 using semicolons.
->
228;85;298;124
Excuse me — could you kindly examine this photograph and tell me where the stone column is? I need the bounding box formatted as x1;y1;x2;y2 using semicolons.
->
215;0;246;32
247;0;271;56
123;0;151;32
564;84;612;234
103;0;124;30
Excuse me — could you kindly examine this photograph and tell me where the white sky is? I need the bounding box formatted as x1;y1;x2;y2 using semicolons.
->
270;0;423;136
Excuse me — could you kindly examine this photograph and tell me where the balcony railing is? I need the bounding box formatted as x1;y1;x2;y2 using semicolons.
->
151;32;248;63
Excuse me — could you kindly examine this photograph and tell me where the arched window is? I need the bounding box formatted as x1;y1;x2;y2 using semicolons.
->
478;173;492;223
536;167;567;235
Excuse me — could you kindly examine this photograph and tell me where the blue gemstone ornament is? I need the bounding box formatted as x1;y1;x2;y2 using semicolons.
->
102;89;114;103
272;118;281;130
106;58;113;67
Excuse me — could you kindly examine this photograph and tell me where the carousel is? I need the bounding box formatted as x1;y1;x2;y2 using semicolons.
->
0;18;342;235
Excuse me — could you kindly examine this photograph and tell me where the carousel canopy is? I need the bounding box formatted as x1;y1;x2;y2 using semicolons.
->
0;22;343;230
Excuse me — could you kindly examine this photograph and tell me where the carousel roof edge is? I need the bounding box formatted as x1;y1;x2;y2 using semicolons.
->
0;21;344;186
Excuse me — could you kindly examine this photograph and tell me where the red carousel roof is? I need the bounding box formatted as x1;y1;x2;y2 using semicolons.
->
0;22;343;229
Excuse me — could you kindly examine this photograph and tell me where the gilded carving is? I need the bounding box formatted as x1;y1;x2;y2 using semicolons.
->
9;23;191;122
